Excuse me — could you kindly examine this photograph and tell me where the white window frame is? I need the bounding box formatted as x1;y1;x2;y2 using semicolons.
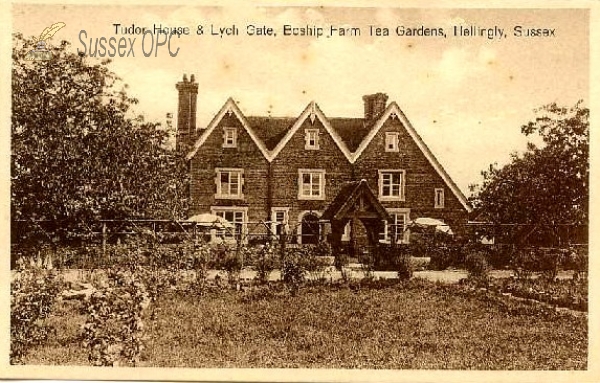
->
379;208;410;244
305;129;320;150
210;206;248;243
215;168;244;199
378;169;406;201
223;127;237;148
298;169;326;200
385;132;399;152
342;221;351;242
271;207;290;237
434;188;445;209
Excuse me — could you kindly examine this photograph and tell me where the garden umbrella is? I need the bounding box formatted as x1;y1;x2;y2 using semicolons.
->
187;213;236;229
409;217;453;235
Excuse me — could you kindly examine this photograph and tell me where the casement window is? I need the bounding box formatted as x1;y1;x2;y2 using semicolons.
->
378;169;405;201
305;129;320;150
215;168;243;199
298;169;326;200
223;127;237;148
434;188;445;208
385;132;399;152
211;207;247;241
271;207;289;237
379;209;410;244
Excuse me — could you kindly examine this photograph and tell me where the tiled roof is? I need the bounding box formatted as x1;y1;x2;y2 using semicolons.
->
246;116;296;150
247;116;373;153
329;118;374;152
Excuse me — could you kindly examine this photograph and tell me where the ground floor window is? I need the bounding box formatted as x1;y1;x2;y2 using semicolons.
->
271;207;289;238
379;209;410;244
211;207;247;242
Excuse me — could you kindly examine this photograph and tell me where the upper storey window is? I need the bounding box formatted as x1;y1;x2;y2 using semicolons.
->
378;169;405;201
223;127;237;148
305;129;320;150
434;188;445;208
385;132;399;152
298;169;326;200
215;168;243;199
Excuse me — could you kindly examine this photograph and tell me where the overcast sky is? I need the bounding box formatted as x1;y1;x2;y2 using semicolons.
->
12;5;589;195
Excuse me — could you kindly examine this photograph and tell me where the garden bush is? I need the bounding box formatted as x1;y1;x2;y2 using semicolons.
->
10;267;63;364
373;245;413;280
249;243;280;284
465;251;490;285
427;244;465;270
82;267;150;366
282;252;307;296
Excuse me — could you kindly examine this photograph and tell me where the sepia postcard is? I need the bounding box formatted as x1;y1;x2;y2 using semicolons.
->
2;1;598;382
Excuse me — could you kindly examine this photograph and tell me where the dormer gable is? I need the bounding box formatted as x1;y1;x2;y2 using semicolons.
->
351;101;471;212
269;101;353;162
186;98;270;161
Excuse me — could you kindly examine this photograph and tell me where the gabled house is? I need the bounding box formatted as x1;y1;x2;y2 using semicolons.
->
176;74;471;244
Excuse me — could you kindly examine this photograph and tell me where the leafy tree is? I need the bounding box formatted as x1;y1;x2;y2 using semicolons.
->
470;102;588;244
11;33;189;236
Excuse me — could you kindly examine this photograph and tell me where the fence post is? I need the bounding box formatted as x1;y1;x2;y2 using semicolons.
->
102;222;107;259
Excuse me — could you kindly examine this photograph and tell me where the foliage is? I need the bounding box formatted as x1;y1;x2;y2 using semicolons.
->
82;267;150;366
10;267;63;364
471;273;588;312
427;244;466;270
464;251;489;285
371;245;413;280
249;243;280;284
11;34;189;240
470;102;588;245
282;253;307;296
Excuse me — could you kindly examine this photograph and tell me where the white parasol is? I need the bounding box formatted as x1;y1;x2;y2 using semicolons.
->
187;213;236;229
409;217;453;235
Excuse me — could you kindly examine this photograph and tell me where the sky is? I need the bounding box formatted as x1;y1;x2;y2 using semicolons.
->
11;5;589;195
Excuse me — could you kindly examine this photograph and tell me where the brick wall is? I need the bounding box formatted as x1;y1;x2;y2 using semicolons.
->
185;101;468;239
189;113;270;231
270;118;354;237
353;117;468;232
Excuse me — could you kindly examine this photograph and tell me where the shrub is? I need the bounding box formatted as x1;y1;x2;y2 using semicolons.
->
372;245;413;280
10;267;63;364
82;267;150;367
396;253;413;281
428;244;467;270
465;251;489;285
210;244;243;287
282;253;306;296
511;247;559;278
251;243;280;284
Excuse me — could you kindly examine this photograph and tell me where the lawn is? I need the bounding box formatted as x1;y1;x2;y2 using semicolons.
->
24;280;587;369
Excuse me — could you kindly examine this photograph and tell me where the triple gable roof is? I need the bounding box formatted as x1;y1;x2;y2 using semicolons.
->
186;97;470;211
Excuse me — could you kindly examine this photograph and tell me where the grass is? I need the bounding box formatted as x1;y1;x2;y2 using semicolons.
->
24;280;587;369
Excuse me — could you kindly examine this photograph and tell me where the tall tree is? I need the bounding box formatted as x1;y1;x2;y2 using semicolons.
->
11;34;189;231
470;102;588;243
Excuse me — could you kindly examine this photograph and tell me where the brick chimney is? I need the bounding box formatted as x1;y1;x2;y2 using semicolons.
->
175;74;198;152
362;93;389;120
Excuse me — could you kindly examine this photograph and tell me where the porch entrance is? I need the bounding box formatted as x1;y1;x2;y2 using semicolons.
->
321;180;392;260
